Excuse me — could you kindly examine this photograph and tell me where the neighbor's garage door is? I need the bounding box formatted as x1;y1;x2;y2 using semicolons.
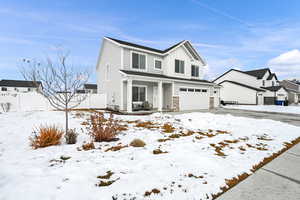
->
264;97;276;105
179;88;209;110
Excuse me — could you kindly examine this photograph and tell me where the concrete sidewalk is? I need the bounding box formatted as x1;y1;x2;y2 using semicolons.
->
217;143;300;200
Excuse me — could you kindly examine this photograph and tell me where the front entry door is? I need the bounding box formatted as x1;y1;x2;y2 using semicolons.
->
153;86;158;108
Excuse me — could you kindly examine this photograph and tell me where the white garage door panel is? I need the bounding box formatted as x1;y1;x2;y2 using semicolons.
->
179;92;209;110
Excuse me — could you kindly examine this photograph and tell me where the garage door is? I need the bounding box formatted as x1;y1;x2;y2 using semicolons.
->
179;88;209;110
264;97;276;105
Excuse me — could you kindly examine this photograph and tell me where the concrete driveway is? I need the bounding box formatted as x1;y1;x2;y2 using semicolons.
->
169;108;300;199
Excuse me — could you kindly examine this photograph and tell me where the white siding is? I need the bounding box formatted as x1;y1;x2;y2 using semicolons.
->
214;70;260;88
219;82;258;104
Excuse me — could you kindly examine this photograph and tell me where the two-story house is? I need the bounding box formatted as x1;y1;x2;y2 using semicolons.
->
0;79;42;93
280;80;300;104
96;37;220;112
213;68;288;105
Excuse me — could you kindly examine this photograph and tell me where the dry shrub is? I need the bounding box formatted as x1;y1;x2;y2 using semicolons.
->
210;144;226;157
169;134;181;138
153;149;168;154
257;134;273;141
130;139;146;147
85;112;120;142
195;136;204;140
29;125;63;149
105;144;128;152
162;123;175;133
82;142;95;151
198;132;216;137
238;146;246;151
65;128;78;144
216;130;230;134
74;112;84;118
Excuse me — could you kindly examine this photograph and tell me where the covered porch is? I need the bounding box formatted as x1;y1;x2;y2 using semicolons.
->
121;78;173;113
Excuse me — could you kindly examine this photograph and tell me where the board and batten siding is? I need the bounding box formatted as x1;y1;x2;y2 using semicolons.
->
97;39;122;107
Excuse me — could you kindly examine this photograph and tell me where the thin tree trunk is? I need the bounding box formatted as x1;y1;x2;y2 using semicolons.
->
65;104;68;134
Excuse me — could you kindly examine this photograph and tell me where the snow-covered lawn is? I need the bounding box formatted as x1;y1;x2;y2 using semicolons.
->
0;111;300;200
224;105;300;115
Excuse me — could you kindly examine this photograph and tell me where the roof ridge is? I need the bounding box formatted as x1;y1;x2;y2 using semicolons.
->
105;37;185;54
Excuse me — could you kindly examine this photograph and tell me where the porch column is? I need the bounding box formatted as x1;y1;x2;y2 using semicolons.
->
127;79;132;112
158;81;163;111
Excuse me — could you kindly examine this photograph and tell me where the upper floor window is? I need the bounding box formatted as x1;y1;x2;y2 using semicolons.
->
154;59;162;70
132;52;146;70
262;80;265;86
272;81;274;86
175;59;184;74
191;65;199;77
1;87;7;91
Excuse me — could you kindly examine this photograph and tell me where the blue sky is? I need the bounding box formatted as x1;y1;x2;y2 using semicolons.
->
1;0;300;82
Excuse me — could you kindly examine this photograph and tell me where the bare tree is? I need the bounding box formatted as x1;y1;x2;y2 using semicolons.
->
21;53;90;134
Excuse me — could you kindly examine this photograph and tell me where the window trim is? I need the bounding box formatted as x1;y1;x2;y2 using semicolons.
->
175;59;185;74
130;51;147;71
191;65;200;77
154;58;163;70
132;85;147;103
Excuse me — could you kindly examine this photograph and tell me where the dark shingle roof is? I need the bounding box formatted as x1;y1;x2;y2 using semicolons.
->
84;84;97;90
261;86;284;92
267;73;277;80
244;68;270;79
0;79;41;88
120;70;213;84
106;37;184;54
219;80;265;92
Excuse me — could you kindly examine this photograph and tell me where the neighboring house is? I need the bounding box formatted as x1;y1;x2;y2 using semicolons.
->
0;79;42;93
96;37;220;112
280;80;300;104
84;84;97;93
213;68;288;105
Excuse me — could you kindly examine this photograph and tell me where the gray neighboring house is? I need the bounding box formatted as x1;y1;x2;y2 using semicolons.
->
96;37;220;112
280;80;300;104
0;79;42;93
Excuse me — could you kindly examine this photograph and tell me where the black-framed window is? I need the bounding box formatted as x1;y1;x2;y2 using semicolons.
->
179;88;187;92
1;87;7;91
175;59;184;74
195;89;201;92
132;86;146;102
202;89;207;93
262;80;265;86
188;88;194;92
154;59;162;69
132;52;146;70
191;65;199;77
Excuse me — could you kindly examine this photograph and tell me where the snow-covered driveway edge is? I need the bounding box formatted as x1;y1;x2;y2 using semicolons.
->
223;105;300;115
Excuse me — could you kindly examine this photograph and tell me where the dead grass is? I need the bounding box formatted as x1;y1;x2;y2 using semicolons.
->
95;179;119;187
211;136;300;199
130;139;146;147
97;171;114;179
144;188;160;197
105;144;128;152
153;149;168;154
210;144;227;157
136;121;159;129
81;142;95;151
257;134;273;141
187;173;204;179
29;125;63;149
223;139;240;144
157;138;172;142
162;123;175;133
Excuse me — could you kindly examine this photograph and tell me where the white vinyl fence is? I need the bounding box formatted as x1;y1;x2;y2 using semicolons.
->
0;92;107;112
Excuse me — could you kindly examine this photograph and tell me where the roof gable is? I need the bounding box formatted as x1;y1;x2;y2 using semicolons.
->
244;68;270;79
219;80;265;91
